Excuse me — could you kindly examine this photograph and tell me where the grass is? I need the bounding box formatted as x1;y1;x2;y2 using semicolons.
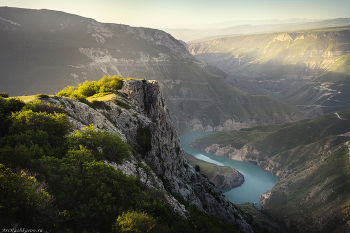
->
12;94;56;103
86;93;117;102
184;152;241;187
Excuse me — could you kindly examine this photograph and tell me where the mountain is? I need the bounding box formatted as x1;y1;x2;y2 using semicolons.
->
201;18;322;29
0;78;269;232
188;26;350;116
0;7;303;134
274;18;350;32
191;111;350;232
162;19;323;42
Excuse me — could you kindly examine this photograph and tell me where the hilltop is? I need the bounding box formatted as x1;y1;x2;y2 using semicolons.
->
0;7;304;133
0;77;271;232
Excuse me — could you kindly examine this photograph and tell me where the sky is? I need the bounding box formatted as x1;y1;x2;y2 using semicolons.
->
1;0;350;29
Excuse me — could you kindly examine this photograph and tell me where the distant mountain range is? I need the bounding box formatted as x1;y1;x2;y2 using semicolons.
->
163;18;350;42
0;7;303;134
188;25;350;116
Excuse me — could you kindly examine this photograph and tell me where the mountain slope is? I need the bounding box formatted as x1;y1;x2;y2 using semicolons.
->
191;111;350;232
0;79;262;232
0;7;303;133
188;26;350;116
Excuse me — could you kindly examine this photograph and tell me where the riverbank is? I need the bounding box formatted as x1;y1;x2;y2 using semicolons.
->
179;132;278;208
184;152;244;189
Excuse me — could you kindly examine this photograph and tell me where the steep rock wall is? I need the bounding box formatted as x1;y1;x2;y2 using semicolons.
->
45;80;254;232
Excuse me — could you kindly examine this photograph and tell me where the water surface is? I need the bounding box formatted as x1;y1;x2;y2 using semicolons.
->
180;132;278;208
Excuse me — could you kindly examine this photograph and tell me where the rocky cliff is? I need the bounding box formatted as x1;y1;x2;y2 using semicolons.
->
190;113;350;232
0;7;304;134
43;79;254;232
188;28;350;116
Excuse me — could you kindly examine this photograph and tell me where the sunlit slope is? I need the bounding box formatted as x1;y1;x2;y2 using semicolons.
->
0;7;303;133
188;27;350;115
191;111;350;232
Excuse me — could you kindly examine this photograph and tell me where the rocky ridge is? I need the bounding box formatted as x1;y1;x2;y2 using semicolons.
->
0;7;304;134
188;28;350;116
190;113;350;232
43;79;254;232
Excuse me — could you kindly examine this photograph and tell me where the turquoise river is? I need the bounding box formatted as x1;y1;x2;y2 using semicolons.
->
179;132;278;208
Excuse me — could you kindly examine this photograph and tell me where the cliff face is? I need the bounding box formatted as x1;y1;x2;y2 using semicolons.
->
190;113;350;233
44;80;253;232
188;29;350;116
0;7;304;134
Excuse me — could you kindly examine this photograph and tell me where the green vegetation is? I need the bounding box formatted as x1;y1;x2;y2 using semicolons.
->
0;92;9;98
56;76;133;110
57;75;124;99
0;7;304;135
35;94;50;99
184;153;243;189
193;110;350;232
114;211;163;233
193;110;350;155
195;164;201;172
0;91;238;232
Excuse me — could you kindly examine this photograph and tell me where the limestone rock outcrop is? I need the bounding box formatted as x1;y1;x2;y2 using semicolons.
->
44;80;254;232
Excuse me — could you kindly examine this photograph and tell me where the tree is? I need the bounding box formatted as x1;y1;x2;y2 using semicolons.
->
0;164;55;228
114;211;157;233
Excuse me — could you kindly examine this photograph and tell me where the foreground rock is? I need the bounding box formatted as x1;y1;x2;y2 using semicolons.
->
44;80;254;232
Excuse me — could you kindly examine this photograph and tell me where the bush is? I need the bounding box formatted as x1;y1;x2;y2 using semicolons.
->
35;94;50;99
56;86;77;97
0;164;55;228
0;92;9;98
195;165;201;173
114;211;158;233
0;97;26;116
57;76;125;99
23;100;66;114
97;75;124;92
66;125;131;163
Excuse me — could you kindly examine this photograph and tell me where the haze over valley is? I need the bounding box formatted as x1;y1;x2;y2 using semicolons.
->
1;1;350;232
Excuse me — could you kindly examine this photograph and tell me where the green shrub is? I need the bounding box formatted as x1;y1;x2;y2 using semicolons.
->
97;75;124;92
114;211;158;233
35;94;50;98
0;164;55;228
56;86;77;97
23;100;66;114
0;92;9;98
66;125;131;163
195;165;201;173
57;76;125;99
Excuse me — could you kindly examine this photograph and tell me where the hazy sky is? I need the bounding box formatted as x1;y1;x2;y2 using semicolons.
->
1;0;350;28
